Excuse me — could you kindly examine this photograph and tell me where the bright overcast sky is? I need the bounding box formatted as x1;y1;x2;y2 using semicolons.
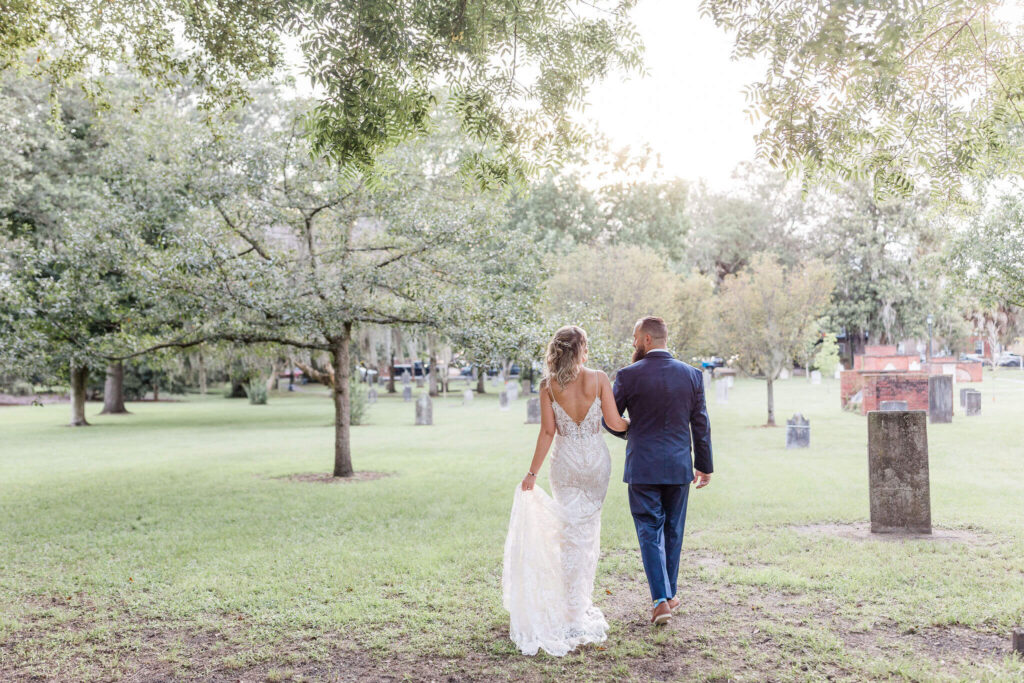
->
582;0;764;189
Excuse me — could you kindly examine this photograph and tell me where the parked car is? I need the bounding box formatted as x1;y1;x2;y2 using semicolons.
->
997;353;1023;368
391;362;430;378
700;357;725;370
959;353;986;364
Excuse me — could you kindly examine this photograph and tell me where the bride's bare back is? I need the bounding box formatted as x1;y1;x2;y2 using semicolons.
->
546;368;627;430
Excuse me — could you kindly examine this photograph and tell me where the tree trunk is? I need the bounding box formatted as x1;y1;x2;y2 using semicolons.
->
476;366;486;394
288;355;295;391
332;325;354;477
100;361;130;414
387;351;397;394
69;364;90;426
766;377;776;427
228;378;247;398
152;381;159;402
266;361;278;393
198;352;208;394
428;351;439;397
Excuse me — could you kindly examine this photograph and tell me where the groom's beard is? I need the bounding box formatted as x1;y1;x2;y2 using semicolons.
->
632;346;646;363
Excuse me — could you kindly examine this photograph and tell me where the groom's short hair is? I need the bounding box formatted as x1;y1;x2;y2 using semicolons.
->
637;316;668;341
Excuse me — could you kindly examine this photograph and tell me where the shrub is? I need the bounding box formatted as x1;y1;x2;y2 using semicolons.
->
349;380;369;425
246;380;268;405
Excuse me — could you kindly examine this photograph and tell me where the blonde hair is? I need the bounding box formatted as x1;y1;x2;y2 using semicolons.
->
545;326;587;390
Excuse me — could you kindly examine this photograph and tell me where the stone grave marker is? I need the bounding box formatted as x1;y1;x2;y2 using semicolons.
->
779;368;790;380
702;369;712;387
1013;628;1024;656
506;382;519;401
715;378;729;404
959;387;973;408
868;410;931;533
415;375;424;388
811;370;822;385
462;389;474;405
402;385;412;402
928;375;953;423
367;387;378;404
965;390;981;417
415;394;433;425
526;397;541;424
499;390;510;411
725;375;734;388
401;371;411;385
785;414;810;448
521;378;531;395
880;400;908;411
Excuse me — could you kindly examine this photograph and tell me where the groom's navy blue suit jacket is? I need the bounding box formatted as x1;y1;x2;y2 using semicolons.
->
603;350;713;484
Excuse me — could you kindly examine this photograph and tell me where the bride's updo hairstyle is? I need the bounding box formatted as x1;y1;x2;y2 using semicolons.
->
545;325;587;390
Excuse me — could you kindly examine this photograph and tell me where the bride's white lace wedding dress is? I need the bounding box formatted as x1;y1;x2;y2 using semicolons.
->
502;396;612;656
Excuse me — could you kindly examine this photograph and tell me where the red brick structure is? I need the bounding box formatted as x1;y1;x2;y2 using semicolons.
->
841;346;982;414
861;373;930;413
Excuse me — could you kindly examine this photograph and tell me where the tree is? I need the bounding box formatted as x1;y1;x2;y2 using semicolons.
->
951;193;1024;310
815;333;842;378
713;255;834;426
173;99;537;476
4;1;643;178
700;0;1024;201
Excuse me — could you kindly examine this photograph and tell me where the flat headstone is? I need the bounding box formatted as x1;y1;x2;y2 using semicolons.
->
462;389;474;405
715;379;729;404
785;414;810;448
367;387;378;404
521;379;531;395
415;394;432;425
499;390;510;411
965;390;981;417
526;397;541;424
928;375;953;423
402;386;412;402
868;410;931;534
879;400;908;411
811;370;822;385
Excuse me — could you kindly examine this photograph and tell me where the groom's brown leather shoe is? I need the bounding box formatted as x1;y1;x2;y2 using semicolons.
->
651;601;672;626
667;596;681;612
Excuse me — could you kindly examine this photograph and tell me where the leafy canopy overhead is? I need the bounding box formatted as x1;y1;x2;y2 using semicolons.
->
4;1;643;181
700;0;1024;201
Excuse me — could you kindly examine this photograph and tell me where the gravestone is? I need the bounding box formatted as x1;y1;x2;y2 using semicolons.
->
965;390;981;417
702;369;712;387
868;410;931;534
811;370;822;385
506;383;519;401
367;387;378;404
464;376;471;386
499;390;510;411
834;368;842;380
401;371;411;385
415;394;432;425
491;374;501;386
879;400;908;411
715;379;729;404
928;375;953;423
526;397;541;424
725;375;734;388
959;387;973;408
415;374;424;388
402;386;412;402
779;368;790;380
785;414;810;448
522;379;531;395
1013;628;1024;656
463;389;474;405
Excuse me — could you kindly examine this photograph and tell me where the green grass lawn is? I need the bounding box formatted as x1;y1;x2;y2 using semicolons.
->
2;375;1023;681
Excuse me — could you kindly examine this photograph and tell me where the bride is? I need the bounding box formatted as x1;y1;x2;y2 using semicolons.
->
502;325;630;656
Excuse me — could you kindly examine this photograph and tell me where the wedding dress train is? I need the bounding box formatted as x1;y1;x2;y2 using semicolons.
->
502;396;612;656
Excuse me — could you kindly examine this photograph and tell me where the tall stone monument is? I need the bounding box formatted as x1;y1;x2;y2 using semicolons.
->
928;374;953;424
867;410;931;534
526;397;541;424
415;394;433;425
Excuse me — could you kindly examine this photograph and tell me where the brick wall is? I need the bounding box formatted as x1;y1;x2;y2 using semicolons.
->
864;345;900;356
840;370;863;408
862;373;930;414
860;355;913;372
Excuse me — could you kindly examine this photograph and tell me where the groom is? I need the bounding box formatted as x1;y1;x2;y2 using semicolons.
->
603;316;713;625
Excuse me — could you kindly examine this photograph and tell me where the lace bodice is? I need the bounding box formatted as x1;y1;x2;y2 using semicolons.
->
551;396;603;439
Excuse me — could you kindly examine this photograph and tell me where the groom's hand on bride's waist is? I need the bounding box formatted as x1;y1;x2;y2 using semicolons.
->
693;470;711;489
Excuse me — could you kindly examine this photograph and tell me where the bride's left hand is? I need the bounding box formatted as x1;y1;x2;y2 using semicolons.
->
521;473;536;491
